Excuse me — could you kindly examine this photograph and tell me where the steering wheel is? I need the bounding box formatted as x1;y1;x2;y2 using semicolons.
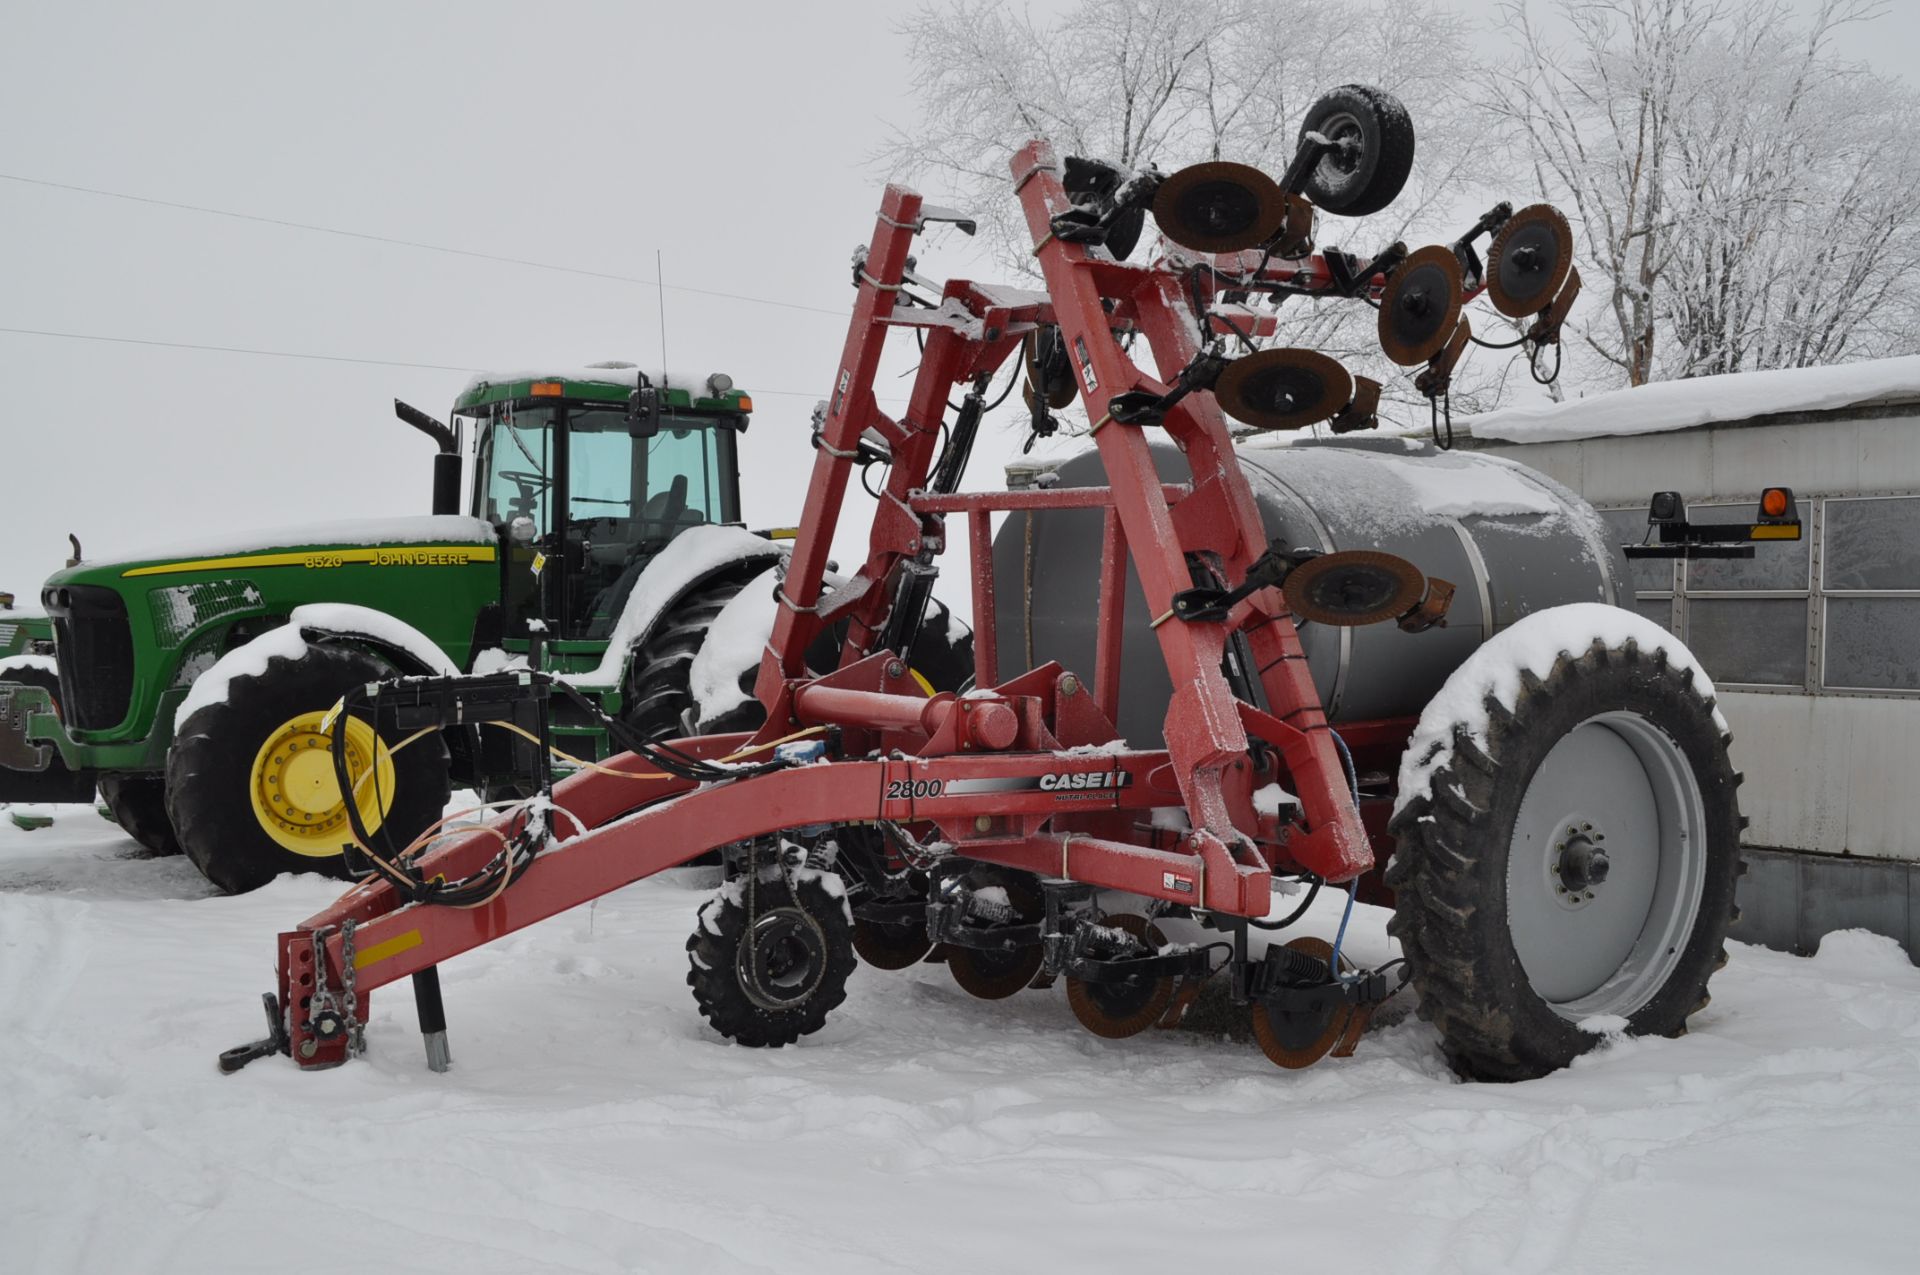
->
497;469;551;518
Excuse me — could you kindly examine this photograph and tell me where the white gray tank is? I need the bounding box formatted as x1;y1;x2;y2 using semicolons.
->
990;436;1627;747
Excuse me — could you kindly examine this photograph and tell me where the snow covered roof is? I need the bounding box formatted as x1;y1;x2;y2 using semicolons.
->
453;363;745;410
1465;356;1920;445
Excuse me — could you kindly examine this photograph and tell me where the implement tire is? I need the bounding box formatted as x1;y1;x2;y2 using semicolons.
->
98;772;181;856
167;642;450;895
687;870;857;1047
1387;629;1742;1081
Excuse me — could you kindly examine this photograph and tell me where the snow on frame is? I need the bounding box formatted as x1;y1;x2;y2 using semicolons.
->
0;654;58;679
1466;353;1920;444
1394;602;1727;816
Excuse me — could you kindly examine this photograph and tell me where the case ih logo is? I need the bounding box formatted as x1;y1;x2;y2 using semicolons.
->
1038;770;1132;792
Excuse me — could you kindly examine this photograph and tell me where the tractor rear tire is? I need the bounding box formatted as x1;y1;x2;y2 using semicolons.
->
687;870;857;1047
167;643;451;895
1386;631;1742;1081
1297;84;1416;218
98;772;181;856
626;575;756;743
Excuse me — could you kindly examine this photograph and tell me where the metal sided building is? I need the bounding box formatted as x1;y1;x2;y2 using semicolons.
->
1458;356;1920;961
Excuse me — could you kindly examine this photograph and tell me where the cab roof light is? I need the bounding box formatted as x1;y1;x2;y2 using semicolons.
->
1760;487;1793;519
530;381;564;397
736;395;753;413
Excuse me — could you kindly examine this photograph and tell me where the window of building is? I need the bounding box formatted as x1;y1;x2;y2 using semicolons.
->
1602;494;1920;698
1821;496;1920;693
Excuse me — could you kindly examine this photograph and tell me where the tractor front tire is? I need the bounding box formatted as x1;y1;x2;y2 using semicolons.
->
1387;629;1742;1081
687;870;857;1047
98;772;181;856
167;643;450;895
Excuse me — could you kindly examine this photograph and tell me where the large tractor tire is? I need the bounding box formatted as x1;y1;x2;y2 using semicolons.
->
167;643;451;895
1387;620;1742;1081
0;664;95;805
625;575;755;742
687;869;857;1047
98;772;181;856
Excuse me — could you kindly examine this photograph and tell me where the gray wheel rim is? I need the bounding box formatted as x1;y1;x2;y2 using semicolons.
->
1505;711;1707;1020
1312;110;1365;192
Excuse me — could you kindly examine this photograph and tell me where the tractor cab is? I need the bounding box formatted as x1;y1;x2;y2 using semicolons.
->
446;365;750;643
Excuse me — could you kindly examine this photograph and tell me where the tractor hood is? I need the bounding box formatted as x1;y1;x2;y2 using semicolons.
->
42;515;498;592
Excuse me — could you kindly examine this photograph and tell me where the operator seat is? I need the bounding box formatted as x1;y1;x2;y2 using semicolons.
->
585;474;699;639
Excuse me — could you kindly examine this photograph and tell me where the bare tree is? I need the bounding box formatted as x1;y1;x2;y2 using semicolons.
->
1488;0;1919;388
881;0;1499;420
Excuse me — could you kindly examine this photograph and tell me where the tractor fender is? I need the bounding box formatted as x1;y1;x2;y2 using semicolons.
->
175;604;454;734
572;524;787;688
283;603;459;678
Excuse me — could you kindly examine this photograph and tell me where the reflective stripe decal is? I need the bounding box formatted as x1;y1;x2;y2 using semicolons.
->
352;929;424;970
123;546;497;578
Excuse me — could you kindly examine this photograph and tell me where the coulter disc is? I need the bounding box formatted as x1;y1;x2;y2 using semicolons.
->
1065;914;1177;1040
1251;937;1354;1070
948;944;1046;1000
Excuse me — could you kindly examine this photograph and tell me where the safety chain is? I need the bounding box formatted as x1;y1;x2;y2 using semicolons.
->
341;918;364;1057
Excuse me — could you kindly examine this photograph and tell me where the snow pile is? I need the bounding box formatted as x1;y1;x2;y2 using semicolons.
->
688;566;781;723
1395;603;1725;815
7;811;1920;1273
1467;354;1920;444
568;525;786;689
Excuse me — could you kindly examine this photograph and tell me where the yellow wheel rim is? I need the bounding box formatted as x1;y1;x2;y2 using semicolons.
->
249;710;397;858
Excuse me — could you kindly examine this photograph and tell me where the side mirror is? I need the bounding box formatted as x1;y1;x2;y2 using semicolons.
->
629;384;661;438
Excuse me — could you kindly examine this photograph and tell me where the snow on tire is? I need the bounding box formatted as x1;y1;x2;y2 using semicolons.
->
1386;605;1744;1081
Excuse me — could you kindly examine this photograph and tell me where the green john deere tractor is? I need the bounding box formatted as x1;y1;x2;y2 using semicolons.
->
0;363;969;892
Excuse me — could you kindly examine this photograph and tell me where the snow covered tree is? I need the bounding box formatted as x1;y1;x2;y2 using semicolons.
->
1487;0;1920;387
881;0;1506;419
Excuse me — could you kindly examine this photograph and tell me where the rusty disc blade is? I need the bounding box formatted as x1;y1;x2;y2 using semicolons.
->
1378;244;1465;366
1487;203;1574;319
1065;914;1177;1040
1283;550;1426;627
1251;936;1353;1070
1152;161;1289;254
948;943;1046;1000
1214;348;1354;431
852;917;934;971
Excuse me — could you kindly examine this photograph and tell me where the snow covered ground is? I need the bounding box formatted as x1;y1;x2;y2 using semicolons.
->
6;806;1920;1274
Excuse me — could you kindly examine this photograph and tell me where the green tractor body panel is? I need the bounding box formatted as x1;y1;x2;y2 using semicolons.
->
0;594;55;661
1;364;764;784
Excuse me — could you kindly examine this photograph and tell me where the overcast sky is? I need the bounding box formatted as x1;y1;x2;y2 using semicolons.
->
3;0;1913;603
